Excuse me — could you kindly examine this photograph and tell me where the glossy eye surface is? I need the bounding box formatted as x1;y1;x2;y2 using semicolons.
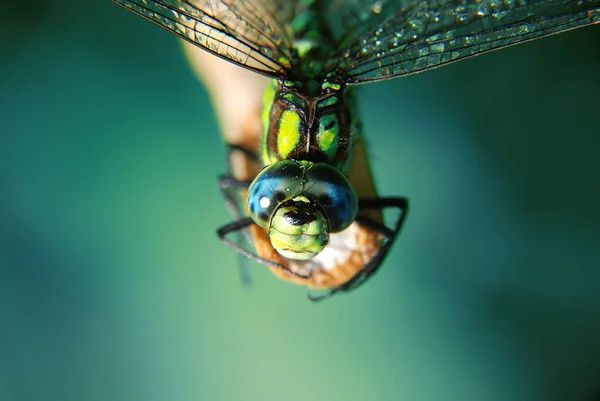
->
247;160;304;228
304;163;358;233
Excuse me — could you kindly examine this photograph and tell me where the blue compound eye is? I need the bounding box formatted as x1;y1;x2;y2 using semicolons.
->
247;160;304;228
304;163;358;233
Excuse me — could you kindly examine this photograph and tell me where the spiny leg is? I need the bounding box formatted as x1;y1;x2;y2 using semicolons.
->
308;197;409;302
217;218;312;280
227;143;261;163
219;143;261;284
218;175;253;285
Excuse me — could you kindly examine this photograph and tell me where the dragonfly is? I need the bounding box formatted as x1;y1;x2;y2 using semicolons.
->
110;0;599;301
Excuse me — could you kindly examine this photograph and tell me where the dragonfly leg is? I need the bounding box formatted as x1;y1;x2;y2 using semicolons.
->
218;175;254;285
219;175;252;190
308;197;409;302
226;143;260;162
217;218;312;280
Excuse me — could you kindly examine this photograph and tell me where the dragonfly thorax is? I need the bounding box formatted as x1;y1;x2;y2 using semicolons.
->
261;80;354;172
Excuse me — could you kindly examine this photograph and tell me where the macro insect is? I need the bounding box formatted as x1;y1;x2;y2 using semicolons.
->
111;0;599;300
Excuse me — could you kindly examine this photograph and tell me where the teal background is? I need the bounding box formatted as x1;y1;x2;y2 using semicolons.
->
1;2;600;401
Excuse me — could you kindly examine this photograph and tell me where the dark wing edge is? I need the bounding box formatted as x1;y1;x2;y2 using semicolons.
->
332;0;600;84
110;0;296;79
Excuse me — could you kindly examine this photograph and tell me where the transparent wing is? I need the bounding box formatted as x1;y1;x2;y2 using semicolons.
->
332;0;600;84
111;0;299;78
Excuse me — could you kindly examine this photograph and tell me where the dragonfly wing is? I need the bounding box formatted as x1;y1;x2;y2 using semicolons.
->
331;0;600;84
111;0;298;78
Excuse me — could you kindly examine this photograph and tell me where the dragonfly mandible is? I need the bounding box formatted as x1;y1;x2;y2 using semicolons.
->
110;0;599;301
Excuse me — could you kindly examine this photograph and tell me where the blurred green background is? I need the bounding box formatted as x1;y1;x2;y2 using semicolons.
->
1;2;600;401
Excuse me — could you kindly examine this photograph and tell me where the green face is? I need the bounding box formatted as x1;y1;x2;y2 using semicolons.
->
247;160;358;261
268;197;329;260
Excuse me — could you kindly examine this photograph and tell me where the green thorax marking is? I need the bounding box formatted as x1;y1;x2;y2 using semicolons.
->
259;2;360;172
284;0;338;92
261;80;357;172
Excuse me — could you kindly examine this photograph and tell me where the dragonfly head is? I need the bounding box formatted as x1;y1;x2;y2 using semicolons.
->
247;160;358;260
